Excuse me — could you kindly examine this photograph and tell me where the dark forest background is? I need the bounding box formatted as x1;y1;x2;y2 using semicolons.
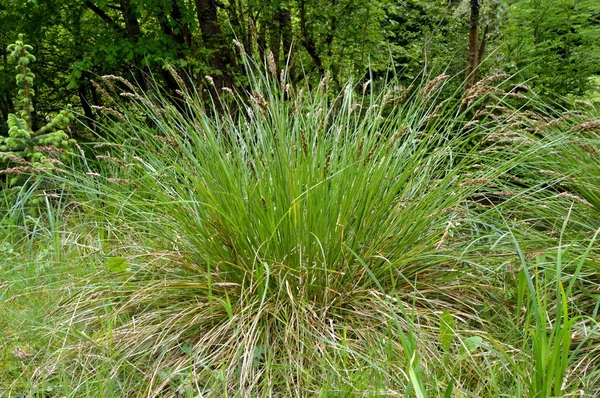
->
1;0;599;135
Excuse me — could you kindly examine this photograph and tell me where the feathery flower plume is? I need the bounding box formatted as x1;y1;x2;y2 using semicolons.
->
362;79;372;94
91;105;127;123
420;73;449;98
90;80;113;102
101;74;136;91
233;39;245;55
268;51;277;76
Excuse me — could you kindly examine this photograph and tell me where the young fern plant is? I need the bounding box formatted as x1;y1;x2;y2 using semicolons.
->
0;34;75;186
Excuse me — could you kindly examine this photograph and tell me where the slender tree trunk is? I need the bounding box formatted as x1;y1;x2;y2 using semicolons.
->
244;7;254;58
465;0;481;90
119;0;142;38
256;18;267;61
89;79;100;107
84;1;126;35
226;0;242;39
156;1;194;95
325;0;338;58
158;0;193;52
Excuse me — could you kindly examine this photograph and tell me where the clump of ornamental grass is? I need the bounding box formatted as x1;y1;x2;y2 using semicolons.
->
37;63;599;396
46;72;484;396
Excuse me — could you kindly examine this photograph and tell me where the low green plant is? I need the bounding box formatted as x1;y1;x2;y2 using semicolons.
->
511;219;579;397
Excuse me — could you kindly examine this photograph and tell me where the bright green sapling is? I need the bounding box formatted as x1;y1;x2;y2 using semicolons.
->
0;34;75;186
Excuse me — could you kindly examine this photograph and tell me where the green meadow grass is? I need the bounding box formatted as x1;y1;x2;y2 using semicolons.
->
1;67;599;397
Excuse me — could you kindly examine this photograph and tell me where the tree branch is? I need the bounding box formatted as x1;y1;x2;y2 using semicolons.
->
478;24;489;66
105;4;123;11
84;1;125;36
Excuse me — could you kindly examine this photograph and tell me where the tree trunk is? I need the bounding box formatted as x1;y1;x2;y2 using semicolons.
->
477;24;489;72
325;0;338;58
171;0;192;48
195;0;233;91
156;0;194;95
266;0;281;66
465;0;481;90
119;0;142;38
256;17;267;62
280;7;293;58
299;0;325;74
78;83;95;123
84;1;126;35
1;47;13;124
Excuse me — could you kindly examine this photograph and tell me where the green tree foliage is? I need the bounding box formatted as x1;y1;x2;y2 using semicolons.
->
383;1;463;80
504;0;600;96
0;0;598;129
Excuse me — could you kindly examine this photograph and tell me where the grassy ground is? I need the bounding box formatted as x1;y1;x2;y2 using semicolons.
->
1;68;600;397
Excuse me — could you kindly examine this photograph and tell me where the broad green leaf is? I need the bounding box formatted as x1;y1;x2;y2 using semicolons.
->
462;336;483;354
107;257;129;273
440;310;456;352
